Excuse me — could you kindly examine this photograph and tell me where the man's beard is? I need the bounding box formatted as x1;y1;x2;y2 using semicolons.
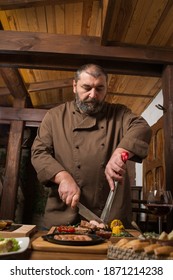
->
75;94;105;115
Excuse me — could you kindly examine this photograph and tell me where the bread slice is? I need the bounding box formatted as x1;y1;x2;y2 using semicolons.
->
168;230;173;240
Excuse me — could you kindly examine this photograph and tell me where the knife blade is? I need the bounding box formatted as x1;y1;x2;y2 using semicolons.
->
100;185;117;224
77;202;103;223
100;152;129;224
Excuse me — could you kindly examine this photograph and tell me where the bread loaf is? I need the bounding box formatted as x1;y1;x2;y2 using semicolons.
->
132;241;150;251
168;230;173;240
154;245;173;255
114;238;129;248
143;243;161;254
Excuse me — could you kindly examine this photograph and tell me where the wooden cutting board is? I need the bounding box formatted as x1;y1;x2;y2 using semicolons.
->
31;236;109;254
0;224;37;238
31;227;139;254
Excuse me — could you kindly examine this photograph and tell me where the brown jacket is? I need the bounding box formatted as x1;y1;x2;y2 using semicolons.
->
31;101;152;228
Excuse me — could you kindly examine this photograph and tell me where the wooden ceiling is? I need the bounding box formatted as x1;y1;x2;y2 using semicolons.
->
1;0;173;115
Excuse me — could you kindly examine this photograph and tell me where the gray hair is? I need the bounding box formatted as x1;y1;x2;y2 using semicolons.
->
74;64;108;82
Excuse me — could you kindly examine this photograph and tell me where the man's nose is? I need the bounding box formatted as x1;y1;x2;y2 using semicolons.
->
89;88;97;98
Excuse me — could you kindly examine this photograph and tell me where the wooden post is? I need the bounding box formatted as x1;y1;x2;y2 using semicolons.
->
0;99;25;220
162;65;173;231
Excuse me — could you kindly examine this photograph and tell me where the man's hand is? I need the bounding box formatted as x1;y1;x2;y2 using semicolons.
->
105;148;132;191
53;171;81;208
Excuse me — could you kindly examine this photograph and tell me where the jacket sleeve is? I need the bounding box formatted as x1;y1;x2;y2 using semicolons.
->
31;111;65;184
117;105;152;162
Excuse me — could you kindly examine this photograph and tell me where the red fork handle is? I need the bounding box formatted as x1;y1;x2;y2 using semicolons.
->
121;151;129;163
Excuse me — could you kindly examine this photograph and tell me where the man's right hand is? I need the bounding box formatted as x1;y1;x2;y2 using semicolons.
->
53;171;81;208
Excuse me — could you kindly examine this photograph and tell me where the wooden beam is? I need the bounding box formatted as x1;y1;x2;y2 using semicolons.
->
0;0;85;10
101;0;117;45
0;88;154;99
0;107;47;122
0;86;10;96
0;8;33;107
101;0;138;46
0;68;33;107
0;119;42;127
0;77;73;96
0;68;27;98
28;77;73;92
0;31;168;76
162;65;173;231
107;92;154;98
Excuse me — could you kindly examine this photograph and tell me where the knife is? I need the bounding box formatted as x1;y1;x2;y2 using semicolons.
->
77;202;103;223
78;152;129;224
100;152;129;224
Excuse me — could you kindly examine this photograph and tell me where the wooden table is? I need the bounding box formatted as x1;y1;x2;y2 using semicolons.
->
0;229;139;260
19;249;107;260
0;230;108;260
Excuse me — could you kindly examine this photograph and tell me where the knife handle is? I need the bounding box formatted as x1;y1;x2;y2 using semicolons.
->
121;151;129;163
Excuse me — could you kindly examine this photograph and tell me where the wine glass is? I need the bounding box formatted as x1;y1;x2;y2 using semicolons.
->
145;189;173;234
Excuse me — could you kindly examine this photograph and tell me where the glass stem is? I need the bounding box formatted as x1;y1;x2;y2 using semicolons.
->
158;216;162;234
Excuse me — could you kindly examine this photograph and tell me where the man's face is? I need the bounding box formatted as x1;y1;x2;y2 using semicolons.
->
73;71;107;115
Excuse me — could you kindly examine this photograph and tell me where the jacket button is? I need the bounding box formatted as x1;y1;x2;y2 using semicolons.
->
101;143;105;147
77;165;81;169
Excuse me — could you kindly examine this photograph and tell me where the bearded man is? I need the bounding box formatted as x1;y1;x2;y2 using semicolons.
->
31;64;152;229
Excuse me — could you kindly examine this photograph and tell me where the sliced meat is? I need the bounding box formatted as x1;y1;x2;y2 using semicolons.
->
80;220;96;229
80;219;106;230
54;234;92;241
89;220;106;229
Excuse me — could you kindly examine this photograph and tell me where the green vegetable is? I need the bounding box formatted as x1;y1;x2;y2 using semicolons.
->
0;237;20;252
10;238;20;252
142;232;159;239
112;231;133;237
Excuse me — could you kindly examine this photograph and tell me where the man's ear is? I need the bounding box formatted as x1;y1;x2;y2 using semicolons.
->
73;80;77;93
